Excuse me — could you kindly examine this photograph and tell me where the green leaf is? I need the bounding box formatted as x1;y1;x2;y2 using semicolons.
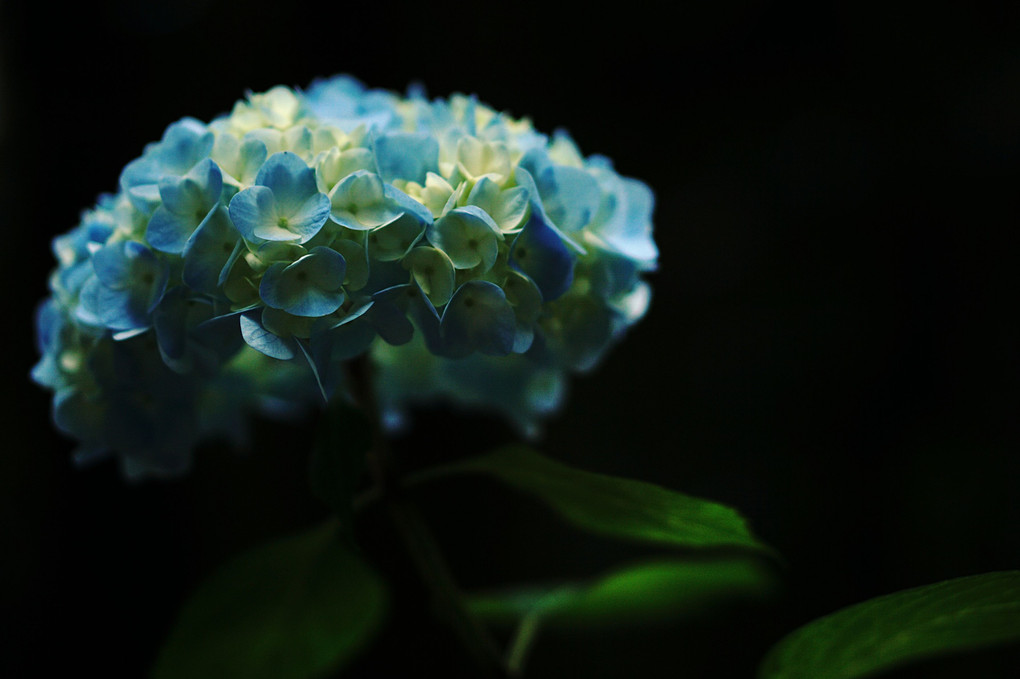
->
309;398;372;529
428;445;770;553
469;557;775;629
758;570;1020;679
152;521;388;679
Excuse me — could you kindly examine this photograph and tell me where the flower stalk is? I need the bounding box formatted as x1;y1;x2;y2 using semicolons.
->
345;356;507;675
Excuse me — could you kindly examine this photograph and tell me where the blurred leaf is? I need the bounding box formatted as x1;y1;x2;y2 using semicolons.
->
469;557;775;628
429;445;770;553
309;398;372;530
758;570;1020;679
152;521;388;679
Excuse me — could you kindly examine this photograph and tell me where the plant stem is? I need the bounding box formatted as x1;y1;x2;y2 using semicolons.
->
385;491;506;674
345;357;508;676
505;609;542;677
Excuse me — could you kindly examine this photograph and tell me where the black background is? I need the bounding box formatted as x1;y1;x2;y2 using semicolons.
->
2;1;1019;676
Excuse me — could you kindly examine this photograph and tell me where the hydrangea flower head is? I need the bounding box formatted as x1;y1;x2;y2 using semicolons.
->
33;76;658;477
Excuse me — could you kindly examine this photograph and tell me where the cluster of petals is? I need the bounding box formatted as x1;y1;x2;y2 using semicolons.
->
33;76;658;477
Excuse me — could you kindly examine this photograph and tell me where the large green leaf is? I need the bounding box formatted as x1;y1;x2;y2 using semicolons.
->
758;570;1020;679
428;445;770;553
152;521;388;679
469;557;775;628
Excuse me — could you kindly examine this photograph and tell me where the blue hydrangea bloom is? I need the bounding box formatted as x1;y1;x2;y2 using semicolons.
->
260;246;346;317
33;76;658;478
229;152;331;244
146;158;224;254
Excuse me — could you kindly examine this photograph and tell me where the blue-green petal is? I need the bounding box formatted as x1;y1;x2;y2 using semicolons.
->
284;192;332;243
182;206;241;295
373;131;439;184
367;213;425;262
146;158;224;254
89;241;169;331
259;246;346;317
119;118;214;213
369;284;441;351
510;210;575;301
228;185;278;242
230;153;330;244
440;280;516;357
539;165;601;233
255;152;320;215
427;206;501;272
328;171;398;231
239;309;295;360
590;165;658;268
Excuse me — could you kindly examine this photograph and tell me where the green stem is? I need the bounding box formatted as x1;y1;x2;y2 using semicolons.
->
346;357;508;676
385;491;506;674
505;609;543;677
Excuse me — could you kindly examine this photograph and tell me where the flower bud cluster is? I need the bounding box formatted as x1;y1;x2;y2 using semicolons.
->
33;76;658;476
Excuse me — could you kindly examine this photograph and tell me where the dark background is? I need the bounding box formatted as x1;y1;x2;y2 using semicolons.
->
2;1;1019;676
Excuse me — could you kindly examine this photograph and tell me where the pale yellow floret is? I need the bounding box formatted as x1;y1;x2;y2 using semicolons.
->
59;350;83;374
548;132;585;168
455;137;512;185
